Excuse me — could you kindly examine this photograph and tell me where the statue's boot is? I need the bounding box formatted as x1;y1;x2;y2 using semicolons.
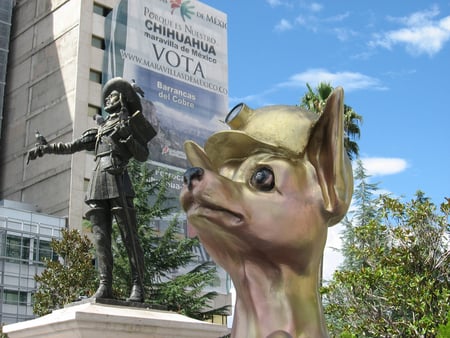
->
127;275;144;302
92;275;113;299
113;206;145;302
88;207;113;299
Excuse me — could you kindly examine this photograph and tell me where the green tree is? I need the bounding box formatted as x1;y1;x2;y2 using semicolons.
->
112;160;230;320
33;228;97;316
322;169;450;337
1;324;8;338
32;161;230;321
438;312;450;337
339;160;382;270
300;82;362;159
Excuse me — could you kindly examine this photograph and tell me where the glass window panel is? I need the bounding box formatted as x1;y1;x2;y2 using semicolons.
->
4;290;28;304
93;3;112;17
88;105;101;117
6;235;30;261
34;239;57;262
89;69;102;83
91;36;105;50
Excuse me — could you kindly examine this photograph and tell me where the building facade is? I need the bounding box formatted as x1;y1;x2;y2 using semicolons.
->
0;0;231;325
0;0;14;139
0;200;66;324
0;0;115;229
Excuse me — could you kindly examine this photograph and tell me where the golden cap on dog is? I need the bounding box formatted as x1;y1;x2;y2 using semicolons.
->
203;104;319;169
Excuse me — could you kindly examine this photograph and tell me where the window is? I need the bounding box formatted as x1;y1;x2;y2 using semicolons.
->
35;239;57;262
83;178;90;192
89;69;102;83
88;104;101;118
6;235;30;262
91;36;105;50
4;290;28;305
93;3;112;17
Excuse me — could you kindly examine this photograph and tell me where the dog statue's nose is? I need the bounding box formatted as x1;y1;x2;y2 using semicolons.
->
183;167;204;190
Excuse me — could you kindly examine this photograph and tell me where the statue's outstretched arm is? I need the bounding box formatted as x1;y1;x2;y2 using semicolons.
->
27;128;97;164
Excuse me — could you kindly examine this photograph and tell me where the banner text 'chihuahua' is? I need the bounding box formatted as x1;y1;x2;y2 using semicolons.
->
180;88;353;338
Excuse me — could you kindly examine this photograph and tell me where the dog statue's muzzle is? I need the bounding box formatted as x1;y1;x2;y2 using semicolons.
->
183;167;204;190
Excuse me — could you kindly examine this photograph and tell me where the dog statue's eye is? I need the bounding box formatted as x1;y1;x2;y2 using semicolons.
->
250;167;275;191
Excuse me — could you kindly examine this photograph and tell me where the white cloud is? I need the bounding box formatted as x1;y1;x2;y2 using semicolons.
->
393;5;439;26
230;68;385;107
279;68;386;91
323;223;345;281
333;27;358;41
275;18;294;32
266;0;283;7
350;51;375;60
370;6;450;56
325;12;350;23
293;14;320;32
361;157;408;176
266;0;293;8
291;12;350;32
308;2;323;13
269;0;353;36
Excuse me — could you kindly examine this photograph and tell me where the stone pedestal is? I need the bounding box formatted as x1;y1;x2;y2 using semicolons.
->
3;300;230;338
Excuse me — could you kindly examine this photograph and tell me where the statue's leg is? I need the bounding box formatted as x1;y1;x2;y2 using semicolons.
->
87;202;113;299
112;197;145;302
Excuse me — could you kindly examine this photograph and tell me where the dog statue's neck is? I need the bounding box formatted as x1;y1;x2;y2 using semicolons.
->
230;258;328;338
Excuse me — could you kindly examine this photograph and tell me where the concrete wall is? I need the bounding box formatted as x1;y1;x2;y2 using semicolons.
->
0;0;117;229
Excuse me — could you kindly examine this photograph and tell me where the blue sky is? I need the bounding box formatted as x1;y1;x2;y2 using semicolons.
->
201;0;450;278
202;0;449;204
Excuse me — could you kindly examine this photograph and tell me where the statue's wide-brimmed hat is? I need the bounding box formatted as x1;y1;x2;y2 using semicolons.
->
102;77;142;113
186;103;319;170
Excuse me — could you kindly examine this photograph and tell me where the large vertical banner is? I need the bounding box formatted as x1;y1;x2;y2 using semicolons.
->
103;0;230;297
104;0;228;170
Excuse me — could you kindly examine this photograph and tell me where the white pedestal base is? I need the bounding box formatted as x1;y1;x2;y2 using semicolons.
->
3;301;230;338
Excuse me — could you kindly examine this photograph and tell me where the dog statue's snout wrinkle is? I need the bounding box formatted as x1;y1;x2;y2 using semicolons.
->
183;167;204;190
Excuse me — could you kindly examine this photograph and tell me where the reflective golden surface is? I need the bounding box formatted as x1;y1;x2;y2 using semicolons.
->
180;88;353;338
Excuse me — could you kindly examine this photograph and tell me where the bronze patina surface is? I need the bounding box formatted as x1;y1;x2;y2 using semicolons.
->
28;78;156;303
180;88;353;338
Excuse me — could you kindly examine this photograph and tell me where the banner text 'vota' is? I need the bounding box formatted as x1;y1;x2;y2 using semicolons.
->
142;6;225;80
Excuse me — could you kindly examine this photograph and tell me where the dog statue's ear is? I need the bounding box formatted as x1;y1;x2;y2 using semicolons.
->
184;141;214;171
306;87;353;226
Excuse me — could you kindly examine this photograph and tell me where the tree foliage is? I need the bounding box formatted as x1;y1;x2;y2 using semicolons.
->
33;228;97;317
438;312;450;337
339;160;382;270
112;160;230;320
300;82;362;160
322;162;450;337
33;160;229;321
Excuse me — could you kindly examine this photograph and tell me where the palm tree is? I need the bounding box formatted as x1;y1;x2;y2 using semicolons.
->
300;82;362;160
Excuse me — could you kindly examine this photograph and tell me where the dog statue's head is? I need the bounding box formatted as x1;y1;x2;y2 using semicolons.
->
180;87;353;276
181;88;353;336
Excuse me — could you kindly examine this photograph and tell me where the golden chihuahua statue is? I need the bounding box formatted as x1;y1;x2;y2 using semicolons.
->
180;88;353;338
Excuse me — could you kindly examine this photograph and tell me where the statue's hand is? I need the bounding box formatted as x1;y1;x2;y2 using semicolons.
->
111;122;132;141
27;145;48;164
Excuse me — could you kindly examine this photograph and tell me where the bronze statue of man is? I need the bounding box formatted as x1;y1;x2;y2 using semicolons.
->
28;77;156;302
